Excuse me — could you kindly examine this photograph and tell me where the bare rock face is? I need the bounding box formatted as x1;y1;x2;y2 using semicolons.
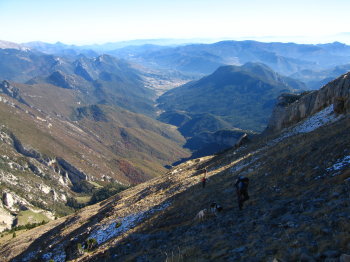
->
2;191;31;212
0;204;15;232
2;192;15;208
266;72;350;133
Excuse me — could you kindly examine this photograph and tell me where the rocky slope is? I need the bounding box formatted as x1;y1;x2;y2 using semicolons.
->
0;73;349;261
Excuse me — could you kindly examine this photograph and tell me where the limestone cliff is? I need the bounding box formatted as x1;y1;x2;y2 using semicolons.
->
266;72;350;133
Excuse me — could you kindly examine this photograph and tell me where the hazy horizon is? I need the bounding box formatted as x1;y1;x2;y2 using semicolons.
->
1;0;350;45
2;34;350;47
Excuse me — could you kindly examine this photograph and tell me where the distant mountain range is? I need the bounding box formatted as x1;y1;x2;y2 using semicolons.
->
107;40;350;81
3;39;350;89
290;63;350;89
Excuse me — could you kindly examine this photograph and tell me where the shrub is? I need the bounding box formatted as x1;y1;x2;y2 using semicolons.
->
66;197;86;209
77;243;84;255
86;238;97;251
12;232;16;238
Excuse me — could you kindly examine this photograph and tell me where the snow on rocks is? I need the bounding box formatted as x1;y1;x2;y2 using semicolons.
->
270;105;343;146
314;155;350;180
42;245;66;262
89;201;171;246
327;155;350;172
291;105;342;134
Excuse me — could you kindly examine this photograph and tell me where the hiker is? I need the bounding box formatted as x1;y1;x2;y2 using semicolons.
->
201;168;207;188
235;176;250;210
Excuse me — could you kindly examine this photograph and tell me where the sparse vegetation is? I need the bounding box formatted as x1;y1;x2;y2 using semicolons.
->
3;220;48;234
89;182;129;205
67;182;129;210
77;243;84;255
86;238;97;251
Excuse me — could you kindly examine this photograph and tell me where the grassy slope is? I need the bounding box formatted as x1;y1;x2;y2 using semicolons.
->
0;82;190;184
1;112;349;262
16;211;50;226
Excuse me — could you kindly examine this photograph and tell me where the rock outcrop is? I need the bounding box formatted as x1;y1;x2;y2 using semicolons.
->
0;80;28;105
266;72;350;133
2;191;32;212
0;204;15;232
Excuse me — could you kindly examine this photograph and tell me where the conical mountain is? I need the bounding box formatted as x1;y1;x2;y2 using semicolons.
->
158;63;305;132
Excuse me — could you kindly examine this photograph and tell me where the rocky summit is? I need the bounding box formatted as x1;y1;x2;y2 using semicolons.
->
0;72;349;261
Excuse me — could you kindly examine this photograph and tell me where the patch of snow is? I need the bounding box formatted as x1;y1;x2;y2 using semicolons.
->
292;105;341;133
89;201;171;245
230;154;260;174
42;245;66;262
89;213;144;245
327;155;350;172
270;105;343;146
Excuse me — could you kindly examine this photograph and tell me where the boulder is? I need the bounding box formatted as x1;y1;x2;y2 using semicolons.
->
2;192;14;208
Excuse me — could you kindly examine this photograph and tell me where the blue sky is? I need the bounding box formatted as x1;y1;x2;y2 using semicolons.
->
1;0;350;44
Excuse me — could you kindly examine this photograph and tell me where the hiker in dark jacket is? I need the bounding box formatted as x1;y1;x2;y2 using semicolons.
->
235;176;250;210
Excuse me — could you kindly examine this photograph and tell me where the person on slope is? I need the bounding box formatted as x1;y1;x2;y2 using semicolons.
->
235;176;250;210
201;168;207;188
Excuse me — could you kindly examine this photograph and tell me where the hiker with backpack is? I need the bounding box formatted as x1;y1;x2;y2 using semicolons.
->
235;176;250;210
